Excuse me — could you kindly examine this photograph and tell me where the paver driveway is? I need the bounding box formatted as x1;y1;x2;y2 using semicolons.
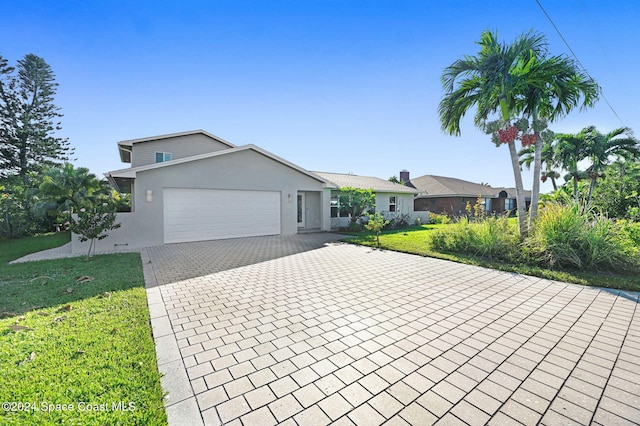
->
142;234;640;425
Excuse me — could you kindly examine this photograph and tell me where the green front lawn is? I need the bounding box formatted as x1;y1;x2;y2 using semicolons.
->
0;235;167;425
347;225;640;291
1;232;72;265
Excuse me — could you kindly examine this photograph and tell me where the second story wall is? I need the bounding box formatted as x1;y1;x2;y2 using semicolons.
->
131;133;232;167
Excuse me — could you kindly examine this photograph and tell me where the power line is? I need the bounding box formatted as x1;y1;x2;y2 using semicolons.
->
534;0;626;127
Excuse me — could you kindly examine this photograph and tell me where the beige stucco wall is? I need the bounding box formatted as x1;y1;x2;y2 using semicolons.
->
73;149;328;253
131;134;232;167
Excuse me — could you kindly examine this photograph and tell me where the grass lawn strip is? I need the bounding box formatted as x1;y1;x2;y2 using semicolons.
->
346;225;640;292
0;236;167;425
1;232;71;265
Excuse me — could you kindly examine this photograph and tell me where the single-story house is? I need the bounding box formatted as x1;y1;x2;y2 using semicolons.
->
71;130;424;253
400;171;531;217
312;171;426;229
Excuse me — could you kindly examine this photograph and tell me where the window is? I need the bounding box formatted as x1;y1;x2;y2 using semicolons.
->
155;152;172;163
389;196;397;212
330;196;349;218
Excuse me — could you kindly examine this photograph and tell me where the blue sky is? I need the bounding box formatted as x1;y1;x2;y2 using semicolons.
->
3;0;638;191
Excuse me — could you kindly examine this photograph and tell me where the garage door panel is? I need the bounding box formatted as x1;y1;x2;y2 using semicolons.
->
164;188;280;243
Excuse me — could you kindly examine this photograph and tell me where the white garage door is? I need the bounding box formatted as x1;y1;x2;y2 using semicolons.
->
163;188;281;243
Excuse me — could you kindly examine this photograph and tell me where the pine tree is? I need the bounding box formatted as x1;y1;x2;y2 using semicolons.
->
0;53;73;179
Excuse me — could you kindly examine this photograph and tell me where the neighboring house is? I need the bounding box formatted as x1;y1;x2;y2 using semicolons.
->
312;171;426;229
401;171;531;217
72;130;337;253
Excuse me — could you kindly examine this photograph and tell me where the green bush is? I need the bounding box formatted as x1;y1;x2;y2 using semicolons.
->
430;217;520;261
384;213;413;230
525;204;639;271
428;212;452;225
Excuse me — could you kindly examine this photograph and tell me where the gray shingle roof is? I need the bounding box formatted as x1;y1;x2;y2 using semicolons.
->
313;172;418;193
410;175;530;198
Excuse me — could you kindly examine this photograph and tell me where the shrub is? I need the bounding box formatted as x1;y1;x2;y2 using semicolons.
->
63;203;121;259
365;212;390;247
428;212;451;225
430;216;520;261
524;204;639;271
384;213;413;230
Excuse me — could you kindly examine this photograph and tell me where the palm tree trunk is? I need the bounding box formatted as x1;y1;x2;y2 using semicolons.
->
508;141;527;237
587;177;597;205
529;129;542;232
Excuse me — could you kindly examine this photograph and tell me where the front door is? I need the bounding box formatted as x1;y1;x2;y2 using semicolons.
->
297;193;305;227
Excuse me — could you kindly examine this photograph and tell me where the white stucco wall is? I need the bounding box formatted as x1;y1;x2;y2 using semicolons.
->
328;191;423;229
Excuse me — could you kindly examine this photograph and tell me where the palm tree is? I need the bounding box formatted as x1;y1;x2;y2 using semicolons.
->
515;54;599;228
581;126;640;203
36;163;111;218
555;130;588;202
519;132;561;191
439;30;547;237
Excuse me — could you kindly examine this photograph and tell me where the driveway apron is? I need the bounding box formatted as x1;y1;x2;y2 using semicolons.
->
142;234;640;425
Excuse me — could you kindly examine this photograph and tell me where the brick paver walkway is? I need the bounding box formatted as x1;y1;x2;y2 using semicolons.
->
143;234;640;425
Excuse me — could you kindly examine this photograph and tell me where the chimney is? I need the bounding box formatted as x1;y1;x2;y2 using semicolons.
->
399;170;410;183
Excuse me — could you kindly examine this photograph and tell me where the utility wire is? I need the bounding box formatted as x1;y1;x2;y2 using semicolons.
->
534;0;626;127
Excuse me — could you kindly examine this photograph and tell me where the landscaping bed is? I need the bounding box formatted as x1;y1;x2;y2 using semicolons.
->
347;223;640;292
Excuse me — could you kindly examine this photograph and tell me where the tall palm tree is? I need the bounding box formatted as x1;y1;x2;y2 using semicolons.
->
439;30;548;237
581;126;640;203
515;54;599;228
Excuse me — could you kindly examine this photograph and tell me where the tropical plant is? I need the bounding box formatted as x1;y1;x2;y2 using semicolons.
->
519;130;560;190
439;30;599;236
514;52;598;228
525;203;638;271
35;163;112;222
0;173;49;238
439;30;545;237
555;130;588;203
581;126;640;203
429;216;520;262
590;159;640;219
556;126;640;205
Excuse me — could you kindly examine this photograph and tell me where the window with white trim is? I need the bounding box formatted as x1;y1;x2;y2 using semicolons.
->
330;196;349;218
155;152;172;163
389;196;397;212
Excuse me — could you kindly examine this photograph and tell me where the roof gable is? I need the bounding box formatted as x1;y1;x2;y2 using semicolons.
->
116;130;236;163
106;144;330;185
117;129;235;148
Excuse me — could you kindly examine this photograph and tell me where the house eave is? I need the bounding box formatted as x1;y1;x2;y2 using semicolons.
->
104;144;332;187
